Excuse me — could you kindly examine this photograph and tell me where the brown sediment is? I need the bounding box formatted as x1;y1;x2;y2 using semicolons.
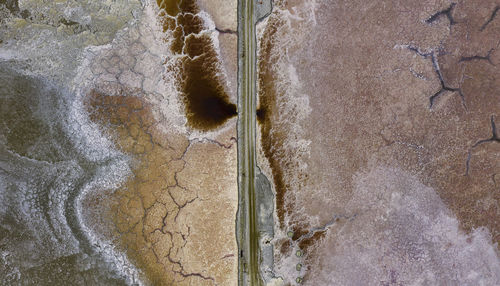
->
276;229;325;256
298;230;327;251
157;0;237;131
257;16;288;228
258;15;314;242
438;31;500;245
278;239;292;256
253;1;500;284
291;228;309;242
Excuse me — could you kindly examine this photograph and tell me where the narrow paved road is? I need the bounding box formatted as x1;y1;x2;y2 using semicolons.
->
237;0;262;285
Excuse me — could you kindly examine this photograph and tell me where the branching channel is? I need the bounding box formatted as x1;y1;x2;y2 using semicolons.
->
465;115;500;175
407;45;466;109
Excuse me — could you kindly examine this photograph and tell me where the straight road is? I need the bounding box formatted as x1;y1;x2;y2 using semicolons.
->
237;0;262;285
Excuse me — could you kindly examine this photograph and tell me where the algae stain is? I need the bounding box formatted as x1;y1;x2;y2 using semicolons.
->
157;0;237;131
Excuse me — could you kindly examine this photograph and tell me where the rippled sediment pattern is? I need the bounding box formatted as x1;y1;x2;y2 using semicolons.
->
157;0;237;131
0;64;129;285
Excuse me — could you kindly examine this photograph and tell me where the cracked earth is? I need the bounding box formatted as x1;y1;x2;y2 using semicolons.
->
77;1;239;285
87;91;237;285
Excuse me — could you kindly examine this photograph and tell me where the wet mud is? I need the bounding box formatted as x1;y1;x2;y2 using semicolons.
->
257;15;315;251
257;16;287;228
157;0;237;131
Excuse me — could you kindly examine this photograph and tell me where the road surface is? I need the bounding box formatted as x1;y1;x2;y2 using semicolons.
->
237;0;262;285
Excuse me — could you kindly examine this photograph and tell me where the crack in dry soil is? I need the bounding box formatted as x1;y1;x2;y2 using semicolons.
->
86;91;236;285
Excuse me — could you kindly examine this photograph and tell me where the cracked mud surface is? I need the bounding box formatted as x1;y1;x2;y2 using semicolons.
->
258;0;500;284
87;92;237;285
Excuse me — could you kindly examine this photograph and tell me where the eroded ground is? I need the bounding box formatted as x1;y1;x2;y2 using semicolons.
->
257;0;500;284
